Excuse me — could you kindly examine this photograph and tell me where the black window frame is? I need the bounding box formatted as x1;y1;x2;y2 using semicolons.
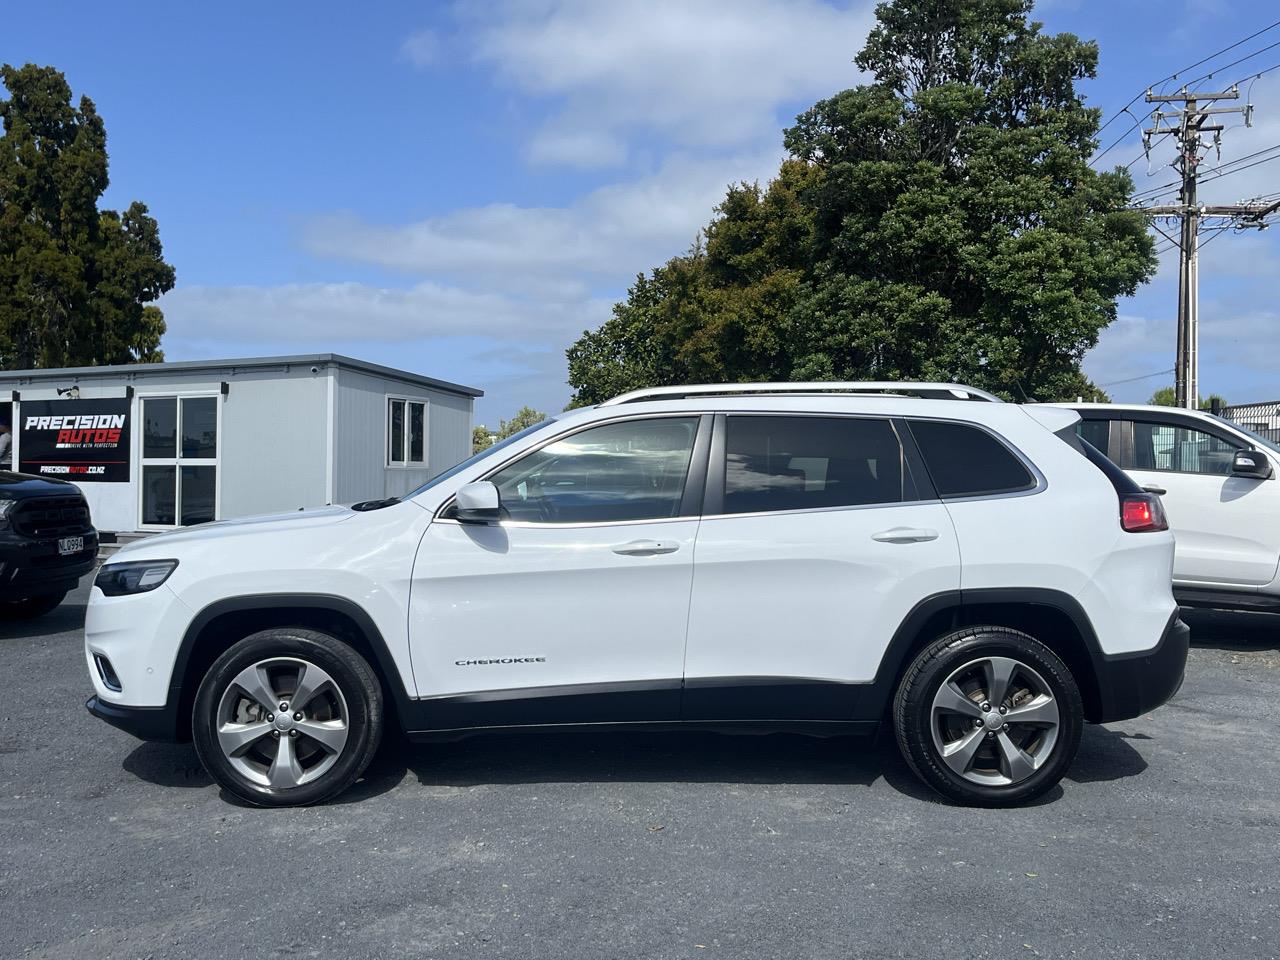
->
702;412;931;517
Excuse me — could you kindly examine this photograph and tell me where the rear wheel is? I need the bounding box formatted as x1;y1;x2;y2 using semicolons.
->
0;592;67;620
192;628;383;807
893;626;1083;806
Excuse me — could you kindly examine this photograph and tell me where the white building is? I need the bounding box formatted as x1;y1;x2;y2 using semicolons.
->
0;354;481;533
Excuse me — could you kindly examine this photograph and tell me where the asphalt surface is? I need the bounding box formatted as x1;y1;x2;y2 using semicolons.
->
1;582;1278;960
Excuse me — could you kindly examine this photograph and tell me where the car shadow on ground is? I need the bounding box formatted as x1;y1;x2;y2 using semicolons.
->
1183;608;1280;651
117;720;1150;809
0;598;88;641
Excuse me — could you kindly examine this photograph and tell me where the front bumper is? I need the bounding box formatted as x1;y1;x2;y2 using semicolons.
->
86;695;182;741
1091;612;1190;723
0;530;98;597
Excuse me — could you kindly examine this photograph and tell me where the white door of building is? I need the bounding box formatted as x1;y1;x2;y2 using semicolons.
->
138;394;220;529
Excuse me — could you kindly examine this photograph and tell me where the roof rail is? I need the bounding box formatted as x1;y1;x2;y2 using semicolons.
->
600;381;1003;406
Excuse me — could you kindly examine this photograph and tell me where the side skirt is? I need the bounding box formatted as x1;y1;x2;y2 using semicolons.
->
405;719;880;744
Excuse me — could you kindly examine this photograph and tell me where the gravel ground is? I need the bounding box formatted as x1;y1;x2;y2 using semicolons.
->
1;582;1277;960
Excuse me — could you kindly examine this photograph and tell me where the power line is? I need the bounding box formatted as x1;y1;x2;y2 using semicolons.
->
1099;368;1176;388
1095;19;1280;136
1183;37;1280;88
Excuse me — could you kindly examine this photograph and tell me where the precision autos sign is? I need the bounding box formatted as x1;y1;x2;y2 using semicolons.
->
19;399;132;482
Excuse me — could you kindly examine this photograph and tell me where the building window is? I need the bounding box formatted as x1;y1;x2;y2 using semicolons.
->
388;398;427;466
140;395;219;527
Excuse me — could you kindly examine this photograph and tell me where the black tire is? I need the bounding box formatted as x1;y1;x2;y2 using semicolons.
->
893;626;1083;807
0;592;67;620
192;627;383;807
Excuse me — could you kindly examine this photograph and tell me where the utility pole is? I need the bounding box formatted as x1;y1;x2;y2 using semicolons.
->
1141;86;1254;409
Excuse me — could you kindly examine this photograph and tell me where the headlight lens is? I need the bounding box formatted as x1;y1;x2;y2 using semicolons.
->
94;559;179;596
0;500;14;530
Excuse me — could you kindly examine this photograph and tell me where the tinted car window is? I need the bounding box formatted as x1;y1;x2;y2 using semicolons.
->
722;416;911;514
1125;419;1239;476
489;417;698;523
909;419;1035;498
1075;418;1110;455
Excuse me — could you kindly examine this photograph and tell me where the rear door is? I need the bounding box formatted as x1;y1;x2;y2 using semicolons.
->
681;413;960;720
1105;413;1280;587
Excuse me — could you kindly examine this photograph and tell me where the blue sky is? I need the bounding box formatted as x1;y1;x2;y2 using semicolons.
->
4;0;1279;422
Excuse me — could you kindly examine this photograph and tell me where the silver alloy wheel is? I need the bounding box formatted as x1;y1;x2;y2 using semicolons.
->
929;655;1061;787
215;657;350;789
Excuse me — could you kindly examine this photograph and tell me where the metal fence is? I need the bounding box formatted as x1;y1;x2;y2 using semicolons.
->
1220;401;1280;444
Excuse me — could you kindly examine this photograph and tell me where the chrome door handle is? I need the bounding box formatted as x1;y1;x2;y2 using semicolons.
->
613;539;679;556
871;527;939;544
1142;484;1167;495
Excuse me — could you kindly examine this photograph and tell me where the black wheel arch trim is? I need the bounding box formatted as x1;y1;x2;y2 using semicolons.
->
171;593;415;725
861;587;1186;723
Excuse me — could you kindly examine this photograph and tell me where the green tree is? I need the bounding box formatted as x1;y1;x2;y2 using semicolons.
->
1149;386;1227;410
0;64;174;369
567;0;1156;405
472;406;548;453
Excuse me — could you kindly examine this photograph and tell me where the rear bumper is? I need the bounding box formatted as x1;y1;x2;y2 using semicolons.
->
86;695;183;742
1091;612;1190;723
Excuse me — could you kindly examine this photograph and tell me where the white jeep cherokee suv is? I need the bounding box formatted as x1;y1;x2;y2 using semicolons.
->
1065;403;1280;616
86;383;1188;807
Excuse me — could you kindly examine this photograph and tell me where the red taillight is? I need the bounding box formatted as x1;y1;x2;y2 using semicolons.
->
1121;495;1168;532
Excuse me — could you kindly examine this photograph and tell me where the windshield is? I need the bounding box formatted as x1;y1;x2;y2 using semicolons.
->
404;418;558;499
1217;418;1280;457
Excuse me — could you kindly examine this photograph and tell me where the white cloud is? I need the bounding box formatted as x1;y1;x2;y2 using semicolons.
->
301;149;782;287
400;30;440;67
455;0;873;166
159;280;610;346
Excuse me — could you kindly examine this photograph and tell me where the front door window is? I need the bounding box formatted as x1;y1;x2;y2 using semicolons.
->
141;396;219;526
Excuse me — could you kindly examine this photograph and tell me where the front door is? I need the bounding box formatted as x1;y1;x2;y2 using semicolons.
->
682;414;961;720
1112;415;1280;587
408;414;709;728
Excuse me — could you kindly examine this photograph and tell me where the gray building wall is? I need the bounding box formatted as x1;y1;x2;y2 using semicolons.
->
332;366;474;502
218;368;330;518
0;354;478;529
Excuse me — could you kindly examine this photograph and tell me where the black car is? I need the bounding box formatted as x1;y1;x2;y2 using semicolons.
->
0;471;98;619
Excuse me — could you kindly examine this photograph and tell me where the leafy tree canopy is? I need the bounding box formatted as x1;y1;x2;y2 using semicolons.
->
1;63;174;369
567;0;1156;405
1149;386;1227;410
473;405;548;453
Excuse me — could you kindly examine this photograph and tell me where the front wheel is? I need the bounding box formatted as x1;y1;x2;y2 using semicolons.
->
893;626;1083;807
192;628;383;807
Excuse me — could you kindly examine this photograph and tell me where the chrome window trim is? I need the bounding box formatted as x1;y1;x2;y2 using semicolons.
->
432;407;1048;527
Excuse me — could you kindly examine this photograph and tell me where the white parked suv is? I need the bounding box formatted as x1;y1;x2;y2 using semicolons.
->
1064;403;1280;615
86;383;1188;807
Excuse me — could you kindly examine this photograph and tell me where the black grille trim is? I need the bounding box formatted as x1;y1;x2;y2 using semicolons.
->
11;496;93;538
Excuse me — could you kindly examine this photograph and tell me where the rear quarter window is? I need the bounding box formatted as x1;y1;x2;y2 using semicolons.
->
908;419;1036;498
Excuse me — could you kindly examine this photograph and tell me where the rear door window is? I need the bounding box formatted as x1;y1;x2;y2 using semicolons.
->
721;416;914;515
908;419;1036;498
1075;418;1111;456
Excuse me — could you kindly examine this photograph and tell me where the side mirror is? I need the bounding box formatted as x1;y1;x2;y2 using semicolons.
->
1232;449;1274;480
455;481;501;523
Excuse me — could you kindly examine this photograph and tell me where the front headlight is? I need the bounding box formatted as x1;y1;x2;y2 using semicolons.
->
94;559;179;596
0;500;14;530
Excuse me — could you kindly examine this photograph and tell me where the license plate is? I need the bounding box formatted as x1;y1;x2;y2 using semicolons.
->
58;536;84;556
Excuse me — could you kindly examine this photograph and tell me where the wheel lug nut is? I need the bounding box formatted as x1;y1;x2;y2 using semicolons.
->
981;702;990;711
999;706;1007;715
974;718;983;728
272;730;281;739
289;729;298;738
986;732;994;739
294;712;302;721
279;702;288;711
266;714;274;722
1003;723;1009;731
